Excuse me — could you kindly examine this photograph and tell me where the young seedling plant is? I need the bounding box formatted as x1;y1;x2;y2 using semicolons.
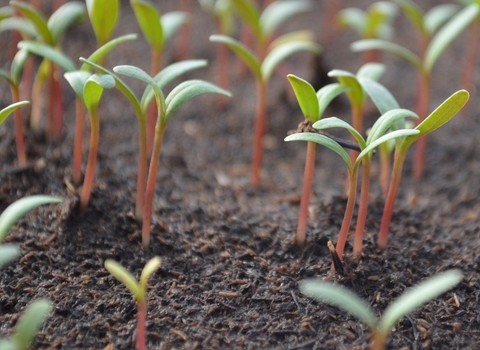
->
104;257;161;350
286;111;419;259
111;64;230;247
337;1;397;63
130;0;188;155
10;0;86;140
300;269;463;350
377;89;469;249
458;0;480;94
79;58;210;223
286;74;348;247
351;1;479;179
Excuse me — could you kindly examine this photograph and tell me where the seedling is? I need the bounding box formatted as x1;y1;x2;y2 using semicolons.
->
0;195;62;269
352;1;479;179
112;64;230;247
459;0;480;94
210;33;320;188
130;0;188;154
10;1;86;139
378;90;469;248
300;269;463;350
86;0;120;51
0;299;52;350
337;1;397;63
286;74;348;246
104;257;161;350
286;112;418;259
80;58;209;222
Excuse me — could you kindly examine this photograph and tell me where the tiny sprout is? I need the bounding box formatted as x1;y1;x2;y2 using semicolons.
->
86;0;120;49
105;257;161;350
0;299;52;350
300;269;463;350
352;1;479;178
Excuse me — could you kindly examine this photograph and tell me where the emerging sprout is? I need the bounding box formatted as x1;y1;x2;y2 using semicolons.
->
86;0;120;49
300;269;463;350
105;257;161;350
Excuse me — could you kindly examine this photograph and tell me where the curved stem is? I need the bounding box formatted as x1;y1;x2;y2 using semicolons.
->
80;108;100;212
294;141;316;247
72;97;85;185
135;116;148;222
378;149;407;249
136;300;147;350
251;79;267;188
142;122;166;248
335;168;358;259
11;86;27;167
353;158;371;259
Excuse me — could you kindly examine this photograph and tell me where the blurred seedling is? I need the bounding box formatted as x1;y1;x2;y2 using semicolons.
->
300;269;463;350
458;0;480;95
111;64;230;247
104;257;161;350
352;0;479;179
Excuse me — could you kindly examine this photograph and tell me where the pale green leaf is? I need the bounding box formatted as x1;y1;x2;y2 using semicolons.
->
0;6;13;20
287;74;319;122
86;0;120;45
0;68;13;86
11;48;30;85
268;30;316;50
424;4;458;34
364;2;397;38
209;34;261;80
81;34;138;71
337;8;366;35
64;71;91;100
11;1;53;45
230;0;261;40
18;41;76;72
262;41;321;81
83;74;115;112
161;11;188;45
0;340;16;350
379;270;463;337
358;77;399;115
0;17;37;38
394;0;425;33
366;109;418;144
260;0;311;39
105;259;142;301
351;39;421;70
328;69;364;106
357;62;385;81
48;1;85;43
300;279;377;329
0;195;61;243
130;0;163;50
0;245;21;269
13;299;52;350
425;4;479;72
317;83;349;117
165;80;231;121
313;117;366;150
284;132;352;170
139;256;162;291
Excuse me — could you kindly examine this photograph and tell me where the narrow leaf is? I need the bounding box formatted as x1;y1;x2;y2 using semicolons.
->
161;11;188;45
367;108;418;144
337;8;366;35
139;256;162;291
317;83;349;117
11;48;30;85
83;74;115;111
313;117;366;150
379;270;463;337
48;1;86;43
0;195;61;243
0;17;37;38
424;4;458;35
260;0;311;39
82;34;138;71
18;41;76;72
13;299;52;350
285;132;352;170
230;0;261;40
86;0;120;45
394;0;425;34
130;0;163;50
11;1;53;44
357;62;385;81
105;259;142;301
0;245;21;269
287;74;319;122
359;77;399;115
300;279;377;329
328;69;364;106
64;71;91;100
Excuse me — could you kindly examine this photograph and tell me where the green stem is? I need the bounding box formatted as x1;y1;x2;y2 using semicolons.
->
11;86;27;167
378;149;407;249
336;168;358;258
353;158;371;259
146;49;163;158
294;141;316;247
142;121;166;248
251;79;267;188
72;97;85;185
136;299;147;350
80;108;100;212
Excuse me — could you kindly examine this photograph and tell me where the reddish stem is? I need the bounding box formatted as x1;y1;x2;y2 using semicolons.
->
294;141;316;247
377;149;407;249
379;145;390;197
80;108;100;212
11;86;27;167
413;70;430;180
142;123;166;247
335;168;358;259
136;300;147;350
146;49;162;157
461;19;479;96
177;0;190;61
72;97;85;185
216;21;230;107
135;117;148;222
371;331;387;350
48;64;64;140
321;0;341;44
353;159;371;259
251;79;267;188
30;74;44;133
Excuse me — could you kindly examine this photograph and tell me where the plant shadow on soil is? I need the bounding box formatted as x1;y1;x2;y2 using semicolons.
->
0;1;479;349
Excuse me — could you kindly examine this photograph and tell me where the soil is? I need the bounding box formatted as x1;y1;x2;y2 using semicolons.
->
0;1;479;349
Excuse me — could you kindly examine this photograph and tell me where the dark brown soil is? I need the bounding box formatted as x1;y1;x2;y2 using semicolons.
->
1;1;479;349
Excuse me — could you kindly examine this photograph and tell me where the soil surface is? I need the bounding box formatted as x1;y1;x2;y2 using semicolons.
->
1;1;479;349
